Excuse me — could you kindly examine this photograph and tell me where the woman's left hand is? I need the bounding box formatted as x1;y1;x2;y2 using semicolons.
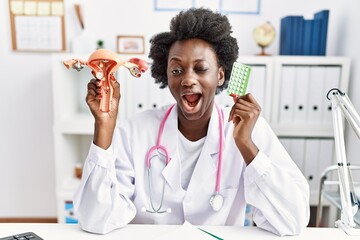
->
228;93;261;165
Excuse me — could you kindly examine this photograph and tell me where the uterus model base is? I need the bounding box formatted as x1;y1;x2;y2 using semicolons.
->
63;49;148;112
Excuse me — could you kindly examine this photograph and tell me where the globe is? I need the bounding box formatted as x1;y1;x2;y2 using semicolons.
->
253;22;275;56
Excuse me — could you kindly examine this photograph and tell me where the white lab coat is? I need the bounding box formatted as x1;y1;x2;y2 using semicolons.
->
73;104;310;236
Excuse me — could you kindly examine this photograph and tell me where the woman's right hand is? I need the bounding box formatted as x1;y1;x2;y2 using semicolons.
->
86;77;121;149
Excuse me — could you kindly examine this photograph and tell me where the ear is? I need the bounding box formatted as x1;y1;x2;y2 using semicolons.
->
217;66;225;86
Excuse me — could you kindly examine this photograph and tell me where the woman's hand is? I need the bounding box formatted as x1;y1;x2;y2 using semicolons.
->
86;77;121;149
228;93;261;165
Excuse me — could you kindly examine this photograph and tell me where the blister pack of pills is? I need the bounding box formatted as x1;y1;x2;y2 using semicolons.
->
226;62;251;97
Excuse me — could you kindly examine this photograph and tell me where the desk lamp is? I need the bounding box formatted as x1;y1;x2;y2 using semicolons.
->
327;88;360;235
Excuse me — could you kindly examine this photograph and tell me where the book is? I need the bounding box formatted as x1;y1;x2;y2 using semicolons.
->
294;16;304;55
310;18;322;55
314;10;330;55
280;16;292;55
302;19;313;55
280;16;303;55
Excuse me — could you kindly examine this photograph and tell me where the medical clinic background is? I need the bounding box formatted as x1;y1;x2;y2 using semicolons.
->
0;0;359;226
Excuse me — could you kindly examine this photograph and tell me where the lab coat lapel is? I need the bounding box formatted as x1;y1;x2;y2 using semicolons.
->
186;105;221;195
160;106;183;194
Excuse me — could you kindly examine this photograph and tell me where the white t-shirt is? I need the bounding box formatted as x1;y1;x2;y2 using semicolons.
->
178;130;206;190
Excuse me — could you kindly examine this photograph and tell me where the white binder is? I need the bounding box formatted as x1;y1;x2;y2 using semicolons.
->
247;65;266;111
124;69;150;118
293;66;310;123
290;138;306;171
306;66;325;124
278;66;296;123
304;138;321;193
317;139;335;184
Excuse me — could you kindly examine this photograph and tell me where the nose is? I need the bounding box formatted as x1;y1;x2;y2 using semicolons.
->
181;71;196;87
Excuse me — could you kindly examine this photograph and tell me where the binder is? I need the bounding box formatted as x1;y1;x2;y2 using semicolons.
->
306;66;325;124
278;66;296;123
124;69;150;117
310;19;322;55
294;17;304;55
147;75;163;110
302;20;313;55
293;66;310;123
116;70;129;121
317;139;335;187
280;16;294;55
304;138;321;192
322;66;341;123
279;138;291;153
290;138;306;171
314;10;330;56
246;65;266;111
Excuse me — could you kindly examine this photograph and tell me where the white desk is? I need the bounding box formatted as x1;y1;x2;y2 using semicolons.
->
0;223;352;240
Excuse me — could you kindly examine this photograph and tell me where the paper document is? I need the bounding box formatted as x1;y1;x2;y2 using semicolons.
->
154;221;223;240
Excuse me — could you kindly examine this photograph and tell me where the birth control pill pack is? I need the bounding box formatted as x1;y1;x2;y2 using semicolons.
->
226;62;251;97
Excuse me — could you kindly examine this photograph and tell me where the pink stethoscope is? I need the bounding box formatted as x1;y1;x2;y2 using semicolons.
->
142;103;224;214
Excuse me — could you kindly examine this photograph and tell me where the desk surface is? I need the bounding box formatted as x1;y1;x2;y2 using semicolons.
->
0;223;352;240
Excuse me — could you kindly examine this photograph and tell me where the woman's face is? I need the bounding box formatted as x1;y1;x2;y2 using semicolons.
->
167;38;224;121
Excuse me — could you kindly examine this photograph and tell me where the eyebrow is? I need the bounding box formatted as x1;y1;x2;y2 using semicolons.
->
168;57;207;64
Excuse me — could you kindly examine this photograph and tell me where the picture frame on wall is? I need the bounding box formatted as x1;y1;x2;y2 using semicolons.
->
117;35;145;54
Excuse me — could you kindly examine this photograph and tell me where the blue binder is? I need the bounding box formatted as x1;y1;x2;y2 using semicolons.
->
280;16;303;55
314;10;329;55
302;20;313;55
280;16;292;55
310;19;322;55
294;17;304;55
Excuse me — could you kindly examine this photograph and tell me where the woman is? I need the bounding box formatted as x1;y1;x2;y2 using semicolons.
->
73;8;310;236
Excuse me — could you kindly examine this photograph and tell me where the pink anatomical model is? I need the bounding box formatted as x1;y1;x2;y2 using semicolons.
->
63;49;148;112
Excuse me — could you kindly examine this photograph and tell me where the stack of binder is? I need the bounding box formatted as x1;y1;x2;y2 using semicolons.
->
280;10;329;56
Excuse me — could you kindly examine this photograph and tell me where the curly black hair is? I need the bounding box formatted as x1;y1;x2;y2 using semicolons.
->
148;8;239;94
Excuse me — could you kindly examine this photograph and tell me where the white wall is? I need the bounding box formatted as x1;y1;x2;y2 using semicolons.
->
0;0;359;217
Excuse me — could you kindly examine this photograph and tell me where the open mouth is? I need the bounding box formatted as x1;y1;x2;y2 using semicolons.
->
182;93;202;109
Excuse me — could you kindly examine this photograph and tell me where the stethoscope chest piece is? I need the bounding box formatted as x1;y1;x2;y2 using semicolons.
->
210;193;224;211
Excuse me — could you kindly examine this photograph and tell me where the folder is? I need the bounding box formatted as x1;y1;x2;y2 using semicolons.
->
290;138;306;171
293;66;310;123
302;20;313;55
306;66;325;124
278;66;296;123
317;139;335;187
310;19;322;55
147;72;163;110
246;65;266;111
304;138;321;192
314;10;330;56
322;66;341;124
123;68;149;118
280;16;293;55
279;138;291;153
293;17;304;55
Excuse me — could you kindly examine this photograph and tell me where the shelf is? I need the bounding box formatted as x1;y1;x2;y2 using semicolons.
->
54;113;94;135
272;123;334;138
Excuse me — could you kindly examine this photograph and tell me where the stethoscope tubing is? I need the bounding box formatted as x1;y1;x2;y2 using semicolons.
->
214;103;224;194
145;103;224;213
